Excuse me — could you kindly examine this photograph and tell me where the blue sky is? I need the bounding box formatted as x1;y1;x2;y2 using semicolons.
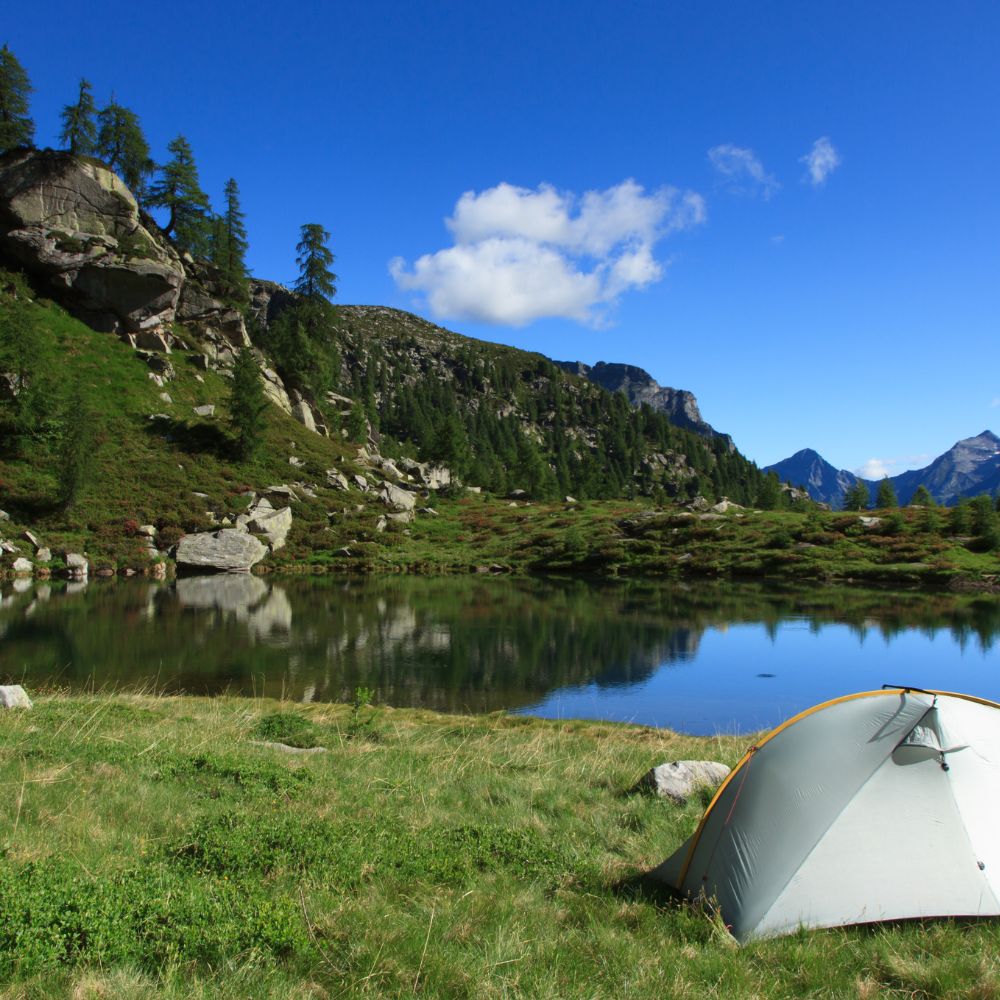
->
8;1;999;474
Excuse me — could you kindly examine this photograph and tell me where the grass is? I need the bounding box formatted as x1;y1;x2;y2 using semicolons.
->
2;694;1000;997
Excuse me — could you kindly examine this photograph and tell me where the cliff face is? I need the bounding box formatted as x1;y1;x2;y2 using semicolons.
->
554;359;734;450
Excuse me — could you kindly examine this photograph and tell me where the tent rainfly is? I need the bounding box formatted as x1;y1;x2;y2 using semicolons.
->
655;688;1000;942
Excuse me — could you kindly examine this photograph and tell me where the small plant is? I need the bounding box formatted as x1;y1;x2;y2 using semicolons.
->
346;686;378;741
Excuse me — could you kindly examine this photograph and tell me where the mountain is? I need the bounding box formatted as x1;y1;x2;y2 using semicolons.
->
766;431;1000;508
764;449;862;509
554;360;733;450
891;431;1000;505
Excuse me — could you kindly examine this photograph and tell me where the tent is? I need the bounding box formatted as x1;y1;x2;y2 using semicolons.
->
654;688;1000;942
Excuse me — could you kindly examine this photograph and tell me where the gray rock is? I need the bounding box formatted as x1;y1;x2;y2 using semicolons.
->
246;506;293;551
327;469;350;491
64;553;88;578
379;482;417;511
158;392;173;404
0;509;9;520
288;456;304;467
0;540;20;554
21;530;39;547
251;740;327;755
635;760;731;803
193;404;215;418
137;524;157;538
375;516;388;533
859;516;884;529
352;474;369;492
386;510;415;525
12;557;33;575
175;529;267;573
507;489;528;499
0;685;32;709
35;547;51;562
135;328;172;353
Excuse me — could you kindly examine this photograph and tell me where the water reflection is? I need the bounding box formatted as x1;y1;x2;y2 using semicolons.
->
0;575;998;732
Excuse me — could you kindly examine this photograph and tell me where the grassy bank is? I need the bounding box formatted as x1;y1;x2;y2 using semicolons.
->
1;694;999;997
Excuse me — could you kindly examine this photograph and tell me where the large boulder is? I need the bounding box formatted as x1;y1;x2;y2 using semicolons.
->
634;760;731;804
378;482;417;511
0;149;184;332
176;529;267;573
246;505;293;551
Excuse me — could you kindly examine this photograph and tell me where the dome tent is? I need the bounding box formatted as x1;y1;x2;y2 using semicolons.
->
655;688;1000;943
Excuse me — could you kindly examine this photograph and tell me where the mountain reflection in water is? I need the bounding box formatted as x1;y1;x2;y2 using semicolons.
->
0;575;998;733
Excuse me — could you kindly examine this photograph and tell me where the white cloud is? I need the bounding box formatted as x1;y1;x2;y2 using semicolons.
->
707;144;779;199
800;137;841;186
855;454;932;479
390;179;705;326
856;459;891;480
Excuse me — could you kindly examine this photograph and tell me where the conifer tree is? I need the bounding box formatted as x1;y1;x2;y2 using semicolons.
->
842;480;870;511
295;223;337;302
227;346;268;460
60;78;97;155
218;177;249;294
0;44;34;152
875;477;898;509
910;484;935;506
97;99;152;198
148;135;211;255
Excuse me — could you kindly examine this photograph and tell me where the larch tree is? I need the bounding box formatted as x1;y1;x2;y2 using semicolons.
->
294;223;337;302
97;99;153;199
217;177;249;296
875;477;898;509
842;480;870;511
60;78;97;155
148;135;211;255
227;346;268;460
0;44;34;152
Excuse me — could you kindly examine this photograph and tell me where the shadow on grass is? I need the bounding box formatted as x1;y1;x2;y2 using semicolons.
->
611;869;684;909
144;416;233;460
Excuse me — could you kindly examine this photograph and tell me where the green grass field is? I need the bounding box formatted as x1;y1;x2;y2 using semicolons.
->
1;693;999;998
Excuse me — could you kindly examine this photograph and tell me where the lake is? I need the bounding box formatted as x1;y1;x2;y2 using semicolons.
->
1;574;997;735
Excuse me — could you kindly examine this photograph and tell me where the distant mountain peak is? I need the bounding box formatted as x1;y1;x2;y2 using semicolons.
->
767;429;999;508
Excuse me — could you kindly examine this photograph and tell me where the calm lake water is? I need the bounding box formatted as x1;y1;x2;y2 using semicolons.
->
1;574;998;735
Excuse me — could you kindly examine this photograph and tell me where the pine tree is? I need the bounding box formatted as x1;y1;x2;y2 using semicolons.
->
148;135;211;254
842;480;870;511
294;223;337;302
0;44;34;152
60;78;97;155
910;485;935;506
97;99;152;198
227;347;268;460
218;178;249;295
875;477;898;509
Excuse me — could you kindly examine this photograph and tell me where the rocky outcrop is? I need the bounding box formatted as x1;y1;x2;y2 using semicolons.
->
0;149;184;333
175;258;250;350
176;529;267;573
555;359;734;450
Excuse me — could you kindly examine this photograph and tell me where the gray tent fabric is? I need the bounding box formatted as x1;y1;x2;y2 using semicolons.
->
654;689;1000;942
